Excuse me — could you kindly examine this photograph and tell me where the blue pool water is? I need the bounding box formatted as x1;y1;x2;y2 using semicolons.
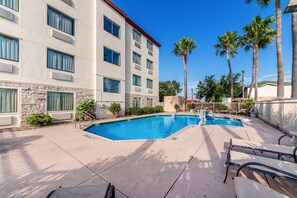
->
206;116;244;127
85;115;243;141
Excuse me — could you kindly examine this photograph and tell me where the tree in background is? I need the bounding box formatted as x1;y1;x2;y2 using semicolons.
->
196;73;242;102
241;16;276;101
246;0;285;98
214;31;240;99
159;80;182;102
173;37;196;109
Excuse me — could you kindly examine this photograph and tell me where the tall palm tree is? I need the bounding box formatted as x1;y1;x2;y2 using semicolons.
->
292;12;297;98
173;37;196;110
241;16;276;101
214;31;239;99
246;0;285;98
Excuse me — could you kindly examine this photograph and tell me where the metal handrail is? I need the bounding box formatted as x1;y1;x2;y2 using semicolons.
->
75;111;95;129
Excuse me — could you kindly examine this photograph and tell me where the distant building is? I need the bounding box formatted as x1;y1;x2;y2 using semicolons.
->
245;81;292;100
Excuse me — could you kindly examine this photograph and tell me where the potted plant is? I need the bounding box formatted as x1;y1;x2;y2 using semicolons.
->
109;102;121;118
76;99;96;119
187;103;195;112
174;104;180;113
243;99;256;117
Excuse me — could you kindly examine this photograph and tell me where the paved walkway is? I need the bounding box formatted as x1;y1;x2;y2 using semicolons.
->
0;116;296;197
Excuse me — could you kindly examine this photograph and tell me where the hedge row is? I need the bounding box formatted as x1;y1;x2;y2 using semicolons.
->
128;106;163;116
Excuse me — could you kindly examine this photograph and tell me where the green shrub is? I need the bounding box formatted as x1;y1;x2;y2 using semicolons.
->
26;114;52;127
154;106;163;113
187;103;196;110
243;99;255;110
219;104;228;110
129;107;144;115
109;102;121;113
142;107;155;114
174;104;180;110
76;99;95;114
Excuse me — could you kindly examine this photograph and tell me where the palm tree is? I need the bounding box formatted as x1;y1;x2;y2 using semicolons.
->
292;12;297;98
173;37;196;110
246;0;284;98
241;16;276;101
214;31;239;99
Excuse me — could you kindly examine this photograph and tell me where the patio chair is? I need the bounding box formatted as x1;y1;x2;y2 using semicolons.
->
45;183;115;198
223;150;297;183
228;138;297;163
234;177;289;198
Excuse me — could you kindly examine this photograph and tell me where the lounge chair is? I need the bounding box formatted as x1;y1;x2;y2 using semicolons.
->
224;150;297;183
228;138;297;163
234;177;289;198
46;183;115;198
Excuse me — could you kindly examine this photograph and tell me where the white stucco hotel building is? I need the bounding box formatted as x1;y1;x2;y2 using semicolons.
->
0;0;160;128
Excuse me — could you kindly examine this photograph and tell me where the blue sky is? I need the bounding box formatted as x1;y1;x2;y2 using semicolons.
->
112;0;293;93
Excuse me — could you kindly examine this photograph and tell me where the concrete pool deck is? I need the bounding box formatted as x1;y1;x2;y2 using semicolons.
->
0;114;296;197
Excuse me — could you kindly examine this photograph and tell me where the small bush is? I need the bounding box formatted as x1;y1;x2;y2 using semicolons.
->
187;103;196;110
26;114;52;127
219;104;228;110
154;106;163;113
129;107;144;115
109;102;121;113
142;107;155;114
76;99;95;114
174;104;180;110
243;99;255;110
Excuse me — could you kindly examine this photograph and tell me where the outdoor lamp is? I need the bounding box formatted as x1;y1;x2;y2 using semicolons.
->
284;0;297;13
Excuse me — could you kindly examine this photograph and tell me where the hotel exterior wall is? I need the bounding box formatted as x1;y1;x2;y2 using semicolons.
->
125;23;159;108
255;99;297;132
94;0;126;118
0;0;94;90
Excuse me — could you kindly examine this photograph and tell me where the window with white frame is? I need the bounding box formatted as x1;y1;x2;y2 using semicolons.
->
147;79;153;89
0;88;17;113
0;34;19;61
104;47;120;66
103;78;120;93
147;98;153;107
133;52;141;65
48;6;75;36
47;49;74;72
147;40;153;51
133;75;141;87
133;97;141;108
104;16;120;38
133;29;141;43
147;59;153;70
0;0;19;11
47;92;74;111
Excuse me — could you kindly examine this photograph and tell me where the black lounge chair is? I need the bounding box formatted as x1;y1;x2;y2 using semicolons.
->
223;150;297;183
46;183;115;198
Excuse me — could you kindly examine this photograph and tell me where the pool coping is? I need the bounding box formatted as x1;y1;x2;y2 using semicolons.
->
80;113;244;143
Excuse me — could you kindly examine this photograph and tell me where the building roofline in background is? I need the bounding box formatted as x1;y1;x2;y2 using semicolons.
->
103;0;161;47
246;81;291;88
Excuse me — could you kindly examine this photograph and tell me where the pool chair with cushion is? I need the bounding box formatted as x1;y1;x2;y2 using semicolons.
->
234;177;289;198
228;138;297;163
46;183;115;198
223;150;297;183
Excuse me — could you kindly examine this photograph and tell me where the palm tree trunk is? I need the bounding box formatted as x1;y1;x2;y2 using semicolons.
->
182;54;188;110
248;50;255;98
275;0;284;97
292;12;297;98
226;52;234;99
254;44;259;101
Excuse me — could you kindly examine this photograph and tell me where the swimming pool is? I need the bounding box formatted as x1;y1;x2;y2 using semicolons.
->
85;115;243;141
206;116;243;127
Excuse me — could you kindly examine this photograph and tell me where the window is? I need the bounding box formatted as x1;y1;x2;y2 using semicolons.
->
47;92;74;111
104;78;120;93
147;79;153;89
133;29;141;43
47;49;74;72
147;59;153;70
147;98;153;107
133;75;141;87
104;47;120;66
133;97;141;108
147;40;153;51
0;0;18;11
48;6;75;36
0;88;17;113
104;16;120;38
0;34;19;61
133;52;141;65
